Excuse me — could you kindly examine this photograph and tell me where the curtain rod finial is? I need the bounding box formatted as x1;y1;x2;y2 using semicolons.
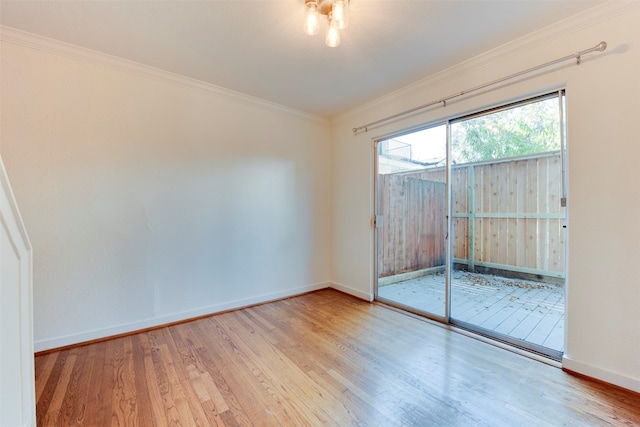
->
597;41;607;52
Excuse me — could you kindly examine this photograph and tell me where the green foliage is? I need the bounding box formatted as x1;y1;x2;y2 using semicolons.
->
451;98;561;164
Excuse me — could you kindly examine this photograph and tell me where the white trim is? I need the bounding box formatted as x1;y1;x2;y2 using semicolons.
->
0;155;36;427
34;282;331;352
0;25;328;125
0;159;32;254
562;355;640;393
330;281;374;302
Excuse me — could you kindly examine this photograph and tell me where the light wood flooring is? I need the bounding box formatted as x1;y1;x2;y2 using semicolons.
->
378;271;565;352
35;289;639;426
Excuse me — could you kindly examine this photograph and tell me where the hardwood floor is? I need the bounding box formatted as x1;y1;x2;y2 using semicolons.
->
35;289;639;426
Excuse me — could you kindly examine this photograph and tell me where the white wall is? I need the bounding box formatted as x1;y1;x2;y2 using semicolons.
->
331;2;640;392
1;154;35;427
0;31;331;352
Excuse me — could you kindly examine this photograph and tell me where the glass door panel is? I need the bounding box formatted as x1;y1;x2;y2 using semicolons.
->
376;125;448;319
449;94;566;358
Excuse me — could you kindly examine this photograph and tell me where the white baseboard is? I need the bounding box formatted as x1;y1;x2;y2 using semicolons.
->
34;282;330;352
562;356;640;393
330;281;373;302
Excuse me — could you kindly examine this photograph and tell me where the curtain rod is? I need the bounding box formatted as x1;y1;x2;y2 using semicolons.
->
352;41;607;135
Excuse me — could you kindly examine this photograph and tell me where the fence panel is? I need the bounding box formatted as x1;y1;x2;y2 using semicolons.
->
378;152;565;279
377;174;446;277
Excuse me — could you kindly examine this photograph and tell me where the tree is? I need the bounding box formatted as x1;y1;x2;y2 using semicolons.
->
451;97;561;164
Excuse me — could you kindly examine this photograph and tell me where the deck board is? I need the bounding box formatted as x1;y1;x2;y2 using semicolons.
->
378;271;565;353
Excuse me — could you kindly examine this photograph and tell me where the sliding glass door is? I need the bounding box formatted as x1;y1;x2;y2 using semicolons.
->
375;92;566;359
376;125;449;319
449;94;566;358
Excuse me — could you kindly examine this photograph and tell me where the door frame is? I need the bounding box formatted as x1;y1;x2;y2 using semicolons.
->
372;90;567;360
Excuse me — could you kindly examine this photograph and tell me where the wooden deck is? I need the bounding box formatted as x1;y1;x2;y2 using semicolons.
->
378;271;565;353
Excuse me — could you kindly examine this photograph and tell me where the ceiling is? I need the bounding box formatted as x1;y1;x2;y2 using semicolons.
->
0;0;604;118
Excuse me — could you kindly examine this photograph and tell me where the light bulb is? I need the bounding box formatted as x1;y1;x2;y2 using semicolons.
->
304;1;320;36
332;0;349;30
326;14;340;47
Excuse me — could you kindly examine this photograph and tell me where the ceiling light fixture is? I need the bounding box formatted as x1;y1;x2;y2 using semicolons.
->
304;0;350;47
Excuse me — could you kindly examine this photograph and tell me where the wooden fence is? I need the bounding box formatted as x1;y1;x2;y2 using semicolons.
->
377;152;566;280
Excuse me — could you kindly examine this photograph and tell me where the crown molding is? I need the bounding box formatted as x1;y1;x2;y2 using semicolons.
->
336;1;638;123
0;25;329;125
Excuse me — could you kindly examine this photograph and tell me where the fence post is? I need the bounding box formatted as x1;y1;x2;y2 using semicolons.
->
467;164;476;272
